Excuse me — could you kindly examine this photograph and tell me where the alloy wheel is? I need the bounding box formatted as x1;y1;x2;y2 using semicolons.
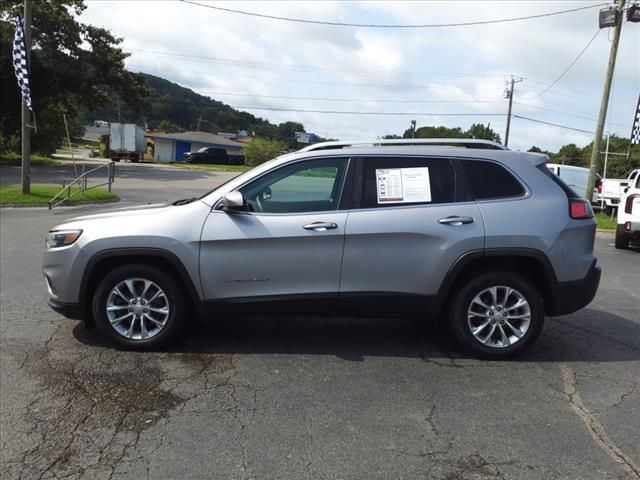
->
467;285;531;348
105;277;170;340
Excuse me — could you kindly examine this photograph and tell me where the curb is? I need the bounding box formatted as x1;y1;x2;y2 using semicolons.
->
0;198;121;209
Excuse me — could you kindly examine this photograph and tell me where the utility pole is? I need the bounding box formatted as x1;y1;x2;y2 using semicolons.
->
586;0;625;200
21;0;32;194
410;119;416;138
503;76;523;148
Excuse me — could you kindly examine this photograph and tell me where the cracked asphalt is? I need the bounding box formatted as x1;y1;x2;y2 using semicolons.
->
1;174;639;479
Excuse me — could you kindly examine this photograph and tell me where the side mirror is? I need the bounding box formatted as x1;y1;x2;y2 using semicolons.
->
220;191;245;212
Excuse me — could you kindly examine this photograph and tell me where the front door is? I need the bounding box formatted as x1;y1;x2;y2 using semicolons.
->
199;157;351;305
339;156;484;313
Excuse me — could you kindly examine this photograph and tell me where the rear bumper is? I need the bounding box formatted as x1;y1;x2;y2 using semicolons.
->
546;260;601;316
48;299;83;320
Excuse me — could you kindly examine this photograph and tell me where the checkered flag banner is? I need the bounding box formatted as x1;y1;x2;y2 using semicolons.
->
632;94;640;145
13;14;32;110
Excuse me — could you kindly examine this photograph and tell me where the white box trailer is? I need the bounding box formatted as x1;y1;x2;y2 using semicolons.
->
109;123;146;162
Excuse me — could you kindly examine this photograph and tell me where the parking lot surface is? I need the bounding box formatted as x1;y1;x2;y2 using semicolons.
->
1;180;639;479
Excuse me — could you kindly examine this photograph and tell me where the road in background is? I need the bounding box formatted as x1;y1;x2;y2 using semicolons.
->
1;161;240;204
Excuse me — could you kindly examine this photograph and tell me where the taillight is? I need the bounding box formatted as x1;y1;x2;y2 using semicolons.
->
625;194;640;214
570;199;593;219
596;180;602;194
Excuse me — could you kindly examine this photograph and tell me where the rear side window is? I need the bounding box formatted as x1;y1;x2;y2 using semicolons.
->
459;160;525;200
358;157;462;209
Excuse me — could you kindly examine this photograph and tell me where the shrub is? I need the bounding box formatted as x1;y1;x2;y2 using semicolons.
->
243;138;287;167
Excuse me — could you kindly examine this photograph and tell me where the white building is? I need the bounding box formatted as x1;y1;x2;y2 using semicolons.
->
146;131;245;163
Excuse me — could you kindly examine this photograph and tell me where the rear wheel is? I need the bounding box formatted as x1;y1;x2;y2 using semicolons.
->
450;272;544;359
615;224;629;250
92;264;185;349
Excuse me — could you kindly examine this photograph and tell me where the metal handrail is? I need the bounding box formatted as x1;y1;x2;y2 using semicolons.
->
48;161;116;209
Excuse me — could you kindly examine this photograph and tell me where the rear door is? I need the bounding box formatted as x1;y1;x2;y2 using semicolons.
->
339;156;484;313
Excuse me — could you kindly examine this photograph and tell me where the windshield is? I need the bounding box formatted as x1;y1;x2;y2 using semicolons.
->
197;147;209;153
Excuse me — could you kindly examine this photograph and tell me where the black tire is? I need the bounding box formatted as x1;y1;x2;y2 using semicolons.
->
92;264;185;349
450;272;545;359
615;224;629;250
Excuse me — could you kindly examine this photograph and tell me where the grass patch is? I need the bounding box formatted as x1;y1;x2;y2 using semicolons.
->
171;162;252;173
0;184;118;206
0;152;58;166
595;212;616;230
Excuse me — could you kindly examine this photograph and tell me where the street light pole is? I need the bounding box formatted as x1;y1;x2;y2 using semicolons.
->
586;0;625;201
21;0;32;194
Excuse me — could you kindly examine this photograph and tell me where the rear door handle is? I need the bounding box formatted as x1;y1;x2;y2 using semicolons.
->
438;216;474;226
303;222;338;232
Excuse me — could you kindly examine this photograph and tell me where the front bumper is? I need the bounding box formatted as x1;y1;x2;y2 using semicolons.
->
47;299;83;320
546;260;601;316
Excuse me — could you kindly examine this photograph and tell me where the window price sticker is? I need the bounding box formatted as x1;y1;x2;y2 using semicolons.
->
376;167;432;203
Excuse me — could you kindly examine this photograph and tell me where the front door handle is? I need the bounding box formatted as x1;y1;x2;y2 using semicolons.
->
438;216;474;226
303;222;338;232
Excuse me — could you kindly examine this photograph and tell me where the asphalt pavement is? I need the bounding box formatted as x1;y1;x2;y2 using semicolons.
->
1;173;639;480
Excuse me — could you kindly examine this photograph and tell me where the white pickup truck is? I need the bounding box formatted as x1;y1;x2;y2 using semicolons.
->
595;177;631;214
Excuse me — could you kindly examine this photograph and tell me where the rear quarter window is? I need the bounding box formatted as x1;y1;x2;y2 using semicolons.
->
459;160;525;200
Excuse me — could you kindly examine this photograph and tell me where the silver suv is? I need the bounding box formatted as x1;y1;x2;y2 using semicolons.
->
43;139;601;358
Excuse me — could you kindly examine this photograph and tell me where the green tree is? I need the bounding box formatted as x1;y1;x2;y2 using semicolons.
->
527;146;544;153
275;121;305;149
156;120;184;133
466;123;501;143
0;0;148;154
404;125;465;139
580;135;640;178
550;144;584;167
243;138;287;167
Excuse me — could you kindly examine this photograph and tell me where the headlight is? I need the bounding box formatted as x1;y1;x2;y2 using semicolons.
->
45;230;82;248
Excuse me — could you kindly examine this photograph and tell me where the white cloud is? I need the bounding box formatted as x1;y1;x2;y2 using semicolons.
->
79;0;639;152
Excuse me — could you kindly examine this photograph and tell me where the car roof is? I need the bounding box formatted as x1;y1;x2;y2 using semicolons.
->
289;145;548;166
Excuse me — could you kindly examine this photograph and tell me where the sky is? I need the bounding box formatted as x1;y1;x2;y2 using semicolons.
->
80;0;640;152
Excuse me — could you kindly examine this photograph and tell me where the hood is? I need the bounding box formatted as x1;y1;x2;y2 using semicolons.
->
51;199;209;231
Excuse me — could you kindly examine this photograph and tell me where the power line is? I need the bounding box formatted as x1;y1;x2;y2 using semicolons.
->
512;101;629;128
126;49;636;106
199;91;499;104
196;91;631;127
127;63;505;91
512;115;595;134
528;29;602;99
228;105;506;116
230;105;597;134
127;48;507;81
177;0;607;29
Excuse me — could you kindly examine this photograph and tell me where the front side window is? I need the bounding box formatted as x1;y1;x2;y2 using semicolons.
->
240;157;348;214
359;157;459;209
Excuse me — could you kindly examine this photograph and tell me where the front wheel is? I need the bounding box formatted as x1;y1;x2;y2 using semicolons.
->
450;272;544;359
92;264;185;349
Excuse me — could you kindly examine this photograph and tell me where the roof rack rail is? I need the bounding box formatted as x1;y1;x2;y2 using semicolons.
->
299;138;507;152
